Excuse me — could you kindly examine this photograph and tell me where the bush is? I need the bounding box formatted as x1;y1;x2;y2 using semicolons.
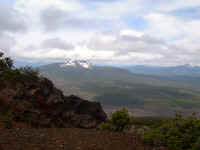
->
132;117;165;129
0;53;40;86
142;113;200;150
20;66;39;78
97;120;114;131
0;52;13;71
192;137;200;150
1;69;23;83
98;108;133;132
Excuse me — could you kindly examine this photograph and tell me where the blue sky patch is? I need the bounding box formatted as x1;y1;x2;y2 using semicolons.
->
170;7;200;20
123;15;147;30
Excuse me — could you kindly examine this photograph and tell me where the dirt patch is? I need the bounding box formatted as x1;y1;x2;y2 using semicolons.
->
0;128;167;150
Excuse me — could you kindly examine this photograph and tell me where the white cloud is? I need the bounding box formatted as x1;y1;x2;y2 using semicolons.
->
0;0;200;66
120;29;144;37
0;33;15;54
41;38;74;50
144;13;184;40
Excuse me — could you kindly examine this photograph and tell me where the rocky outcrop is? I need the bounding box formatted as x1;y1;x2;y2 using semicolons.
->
0;76;107;128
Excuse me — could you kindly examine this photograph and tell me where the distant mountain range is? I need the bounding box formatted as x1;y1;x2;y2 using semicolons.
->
14;60;52;67
15;59;200;77
120;65;200;90
121;64;200;77
39;61;200;116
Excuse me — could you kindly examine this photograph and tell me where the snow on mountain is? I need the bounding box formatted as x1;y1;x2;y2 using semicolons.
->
60;59;93;69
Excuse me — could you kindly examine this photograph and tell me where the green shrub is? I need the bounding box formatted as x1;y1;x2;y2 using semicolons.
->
20;66;39;78
192;137;200;150
1;69;23;82
132;117;166;128
0;53;41;88
0;52;13;71
97;108;133;132
142;113;200;150
97;120;114;131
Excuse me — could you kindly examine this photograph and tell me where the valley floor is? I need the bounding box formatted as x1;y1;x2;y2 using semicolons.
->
103;105;200;117
0;127;167;150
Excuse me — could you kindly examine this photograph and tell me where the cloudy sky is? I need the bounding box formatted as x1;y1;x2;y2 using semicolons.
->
1;0;200;66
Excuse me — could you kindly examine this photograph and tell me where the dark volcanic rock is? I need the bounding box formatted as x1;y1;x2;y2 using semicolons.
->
0;76;107;128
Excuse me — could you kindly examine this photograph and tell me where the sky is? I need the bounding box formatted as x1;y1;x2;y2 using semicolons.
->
1;0;200;66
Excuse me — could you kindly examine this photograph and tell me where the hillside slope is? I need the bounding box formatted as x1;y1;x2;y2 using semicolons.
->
123;64;200;77
39;63;200;115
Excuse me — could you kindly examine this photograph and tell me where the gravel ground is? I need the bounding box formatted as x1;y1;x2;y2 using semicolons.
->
0;128;167;150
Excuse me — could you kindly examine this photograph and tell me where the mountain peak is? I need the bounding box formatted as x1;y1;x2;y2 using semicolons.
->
60;59;93;69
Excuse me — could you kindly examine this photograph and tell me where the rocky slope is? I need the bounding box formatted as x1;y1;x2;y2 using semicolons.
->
0;69;106;128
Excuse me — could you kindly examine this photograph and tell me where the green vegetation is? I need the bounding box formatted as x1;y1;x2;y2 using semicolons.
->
19;66;39;78
132;116;167;128
0;52;13;71
98;107;200;150
142;113;200;150
0;52;40;86
98;108;133;132
98;106;200;150
93;84;200;108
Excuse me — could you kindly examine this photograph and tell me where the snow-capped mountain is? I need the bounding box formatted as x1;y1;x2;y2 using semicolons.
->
60;59;93;69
